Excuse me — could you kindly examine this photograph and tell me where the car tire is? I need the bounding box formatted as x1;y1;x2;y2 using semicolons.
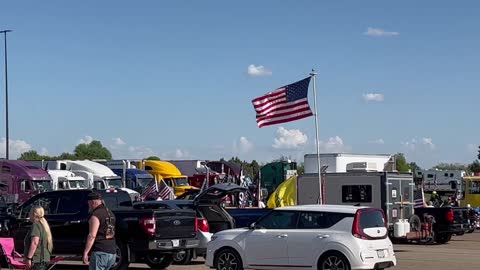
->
173;249;193;265
146;253;174;270
112;240;129;270
318;251;351;270
214;248;244;270
435;233;452;244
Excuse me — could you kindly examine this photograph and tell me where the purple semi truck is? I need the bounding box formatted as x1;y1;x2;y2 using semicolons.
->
0;160;52;206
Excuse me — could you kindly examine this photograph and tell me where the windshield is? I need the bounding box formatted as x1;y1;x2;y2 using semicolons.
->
137;177;153;188
69;180;87;189
32;181;53;192
173;178;189;187
107;178;123;188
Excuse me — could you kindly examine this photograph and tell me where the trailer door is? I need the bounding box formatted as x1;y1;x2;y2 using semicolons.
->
386;178;402;226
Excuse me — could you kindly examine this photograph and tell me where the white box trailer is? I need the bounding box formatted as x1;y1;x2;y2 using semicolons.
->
297;172;414;227
304;153;393;173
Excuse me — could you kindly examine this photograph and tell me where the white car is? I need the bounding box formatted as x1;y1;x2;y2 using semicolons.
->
206;204;396;270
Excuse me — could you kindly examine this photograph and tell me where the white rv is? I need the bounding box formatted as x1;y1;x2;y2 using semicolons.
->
304;153;393;173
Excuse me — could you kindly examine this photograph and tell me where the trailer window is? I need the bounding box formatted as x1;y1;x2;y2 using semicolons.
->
342;185;372;203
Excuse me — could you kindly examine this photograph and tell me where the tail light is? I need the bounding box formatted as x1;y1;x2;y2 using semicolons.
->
446;209;454;223
196;218;210;233
352;210;370;240
140;218;156;236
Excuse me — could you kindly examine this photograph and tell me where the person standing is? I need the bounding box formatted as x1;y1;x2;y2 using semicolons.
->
83;192;117;270
24;206;53;270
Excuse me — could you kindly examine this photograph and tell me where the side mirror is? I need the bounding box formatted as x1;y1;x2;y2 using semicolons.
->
20;181;26;192
249;223;256;230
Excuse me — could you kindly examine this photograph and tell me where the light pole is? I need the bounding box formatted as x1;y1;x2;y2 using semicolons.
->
0;30;11;160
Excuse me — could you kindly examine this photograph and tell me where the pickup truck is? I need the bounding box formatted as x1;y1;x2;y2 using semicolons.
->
8;189;199;270
414;206;468;244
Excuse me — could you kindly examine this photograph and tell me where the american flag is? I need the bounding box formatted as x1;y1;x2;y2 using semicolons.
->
139;180;158;201
157;179;176;200
414;186;426;208
252;77;313;128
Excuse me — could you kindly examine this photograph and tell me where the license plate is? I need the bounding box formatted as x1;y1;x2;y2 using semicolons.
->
377;250;385;258
171;240;180;247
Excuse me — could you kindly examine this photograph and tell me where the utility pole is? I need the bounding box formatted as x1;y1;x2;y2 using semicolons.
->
0;30;12;160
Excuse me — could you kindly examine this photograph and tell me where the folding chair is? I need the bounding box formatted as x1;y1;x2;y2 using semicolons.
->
0;237;69;270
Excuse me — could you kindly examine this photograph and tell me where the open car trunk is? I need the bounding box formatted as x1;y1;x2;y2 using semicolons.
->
194;183;247;233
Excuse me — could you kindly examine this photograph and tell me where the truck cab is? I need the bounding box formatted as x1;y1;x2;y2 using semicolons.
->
0;161;52;206
42;160;122;189
137;160;198;197
47;170;87;190
111;168;153;193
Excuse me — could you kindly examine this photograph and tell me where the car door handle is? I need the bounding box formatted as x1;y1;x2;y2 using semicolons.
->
277;234;288;239
317;234;330;239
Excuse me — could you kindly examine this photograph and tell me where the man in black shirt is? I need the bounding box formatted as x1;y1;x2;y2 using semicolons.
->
83;192;117;270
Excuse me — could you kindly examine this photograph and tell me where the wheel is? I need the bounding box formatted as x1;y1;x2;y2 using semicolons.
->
318;252;351;270
173;249;193;265
214;248;244;270
419;230;435;245
112;240;129;270
435;233;452;244
146;253;174;269
408;215;422;232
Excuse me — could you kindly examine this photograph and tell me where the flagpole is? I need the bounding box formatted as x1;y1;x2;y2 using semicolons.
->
310;69;322;204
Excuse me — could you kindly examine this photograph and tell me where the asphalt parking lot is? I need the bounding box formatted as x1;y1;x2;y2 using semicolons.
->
55;232;480;269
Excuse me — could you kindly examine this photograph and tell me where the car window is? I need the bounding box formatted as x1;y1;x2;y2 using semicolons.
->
256;210;298;229
298;211;354;229
21;196;59;218
57;193;86;214
359;210;386;229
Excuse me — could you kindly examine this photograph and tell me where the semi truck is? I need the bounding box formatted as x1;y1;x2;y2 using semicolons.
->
167;160;219;188
137;160;197;197
0;160;52;206
47;170;87;190
38;160;122;189
104;160;154;192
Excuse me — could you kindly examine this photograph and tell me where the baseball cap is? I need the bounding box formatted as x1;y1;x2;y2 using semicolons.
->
87;192;102;201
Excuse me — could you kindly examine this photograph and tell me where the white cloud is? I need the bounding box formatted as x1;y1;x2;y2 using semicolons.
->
364;27;399;37
113;137;126;145
272;127;308;149
468;144;478;153
0;138;32;159
402;137;435;151
39;147;49;155
233;137;254;154
247;64;272;77
363;93;384;102
127;146;156;159
78;135;93;144
174;149;190;159
369;139;385;145
321;136;349;153
422;137;435;149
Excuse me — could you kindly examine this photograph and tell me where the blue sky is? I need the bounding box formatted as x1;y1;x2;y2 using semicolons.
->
0;1;479;168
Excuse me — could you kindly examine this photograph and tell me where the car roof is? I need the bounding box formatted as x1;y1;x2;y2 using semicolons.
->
277;204;368;214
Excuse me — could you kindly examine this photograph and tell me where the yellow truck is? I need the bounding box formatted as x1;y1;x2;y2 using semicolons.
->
137;160;198;197
461;176;480;207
